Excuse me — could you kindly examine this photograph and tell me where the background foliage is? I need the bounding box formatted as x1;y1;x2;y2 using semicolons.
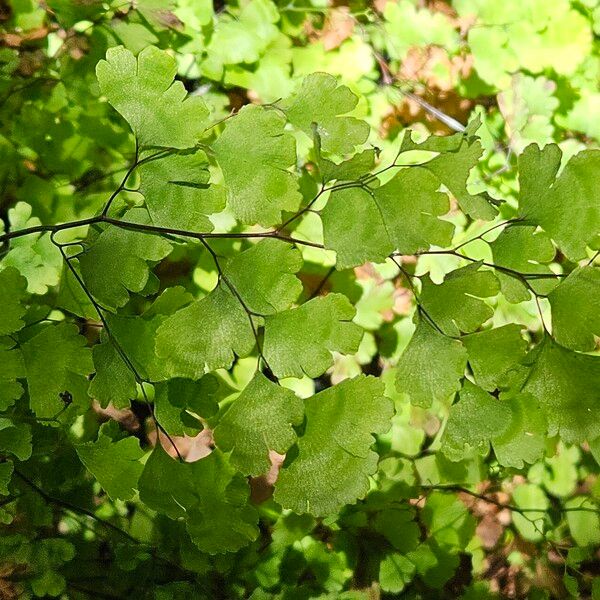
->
1;0;600;598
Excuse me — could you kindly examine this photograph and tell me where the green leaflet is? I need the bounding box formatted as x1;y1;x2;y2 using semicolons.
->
156;284;256;379
0;341;25;411
154;376;221;437
537;450;578;505
490;225;556;303
213;104;301;226
511;484;549;542
214;372;304;476
419;263;500;336
205;0;279;67
458;0;592;88
133;0;180;29
1;202;62;295
548;266;600;351
322;167;454;269
379;553;416;594
530;444;580;498
396;317;467;408
420;492;475;550
25;538;75;597
322;186;393;269
88;338;137;409
275;375;393;515
565;496;600;547
400;127;467;154
21;323;93;418
0;461;13;496
137;150;226;232
382;0;458;61
405;541;460;590
139;446;259;554
107;286;194;382
398;122;498;219
420;137;498;220
223;238;303;315
442;381;511;461
0;419;32;461
462;324;528;391
96;45;209;148
518;144;600;260
318;149;376;183
283;72;370;155
492;393;547;469
79;208;172;309
0;267;28;335
373;507;419;553
76;426;144;501
497;74;558;152
263;293;363;379
0;307;25;423
442;382;546;468
56;262;97;320
523;337;600;443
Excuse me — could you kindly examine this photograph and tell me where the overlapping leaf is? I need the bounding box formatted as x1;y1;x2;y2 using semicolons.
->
396;318;467;407
322;167;454;269
462;325;528;391
523;337;600;443
213;104;301;226
419;263;499;336
284;72;370;155
79;208;172;309
214;373;303;475
1;203;61;295
490;224;556;302
139;446;259;553
107;286;194;383
442;382;546;468
275;375;393;515
0;267;28;335
398;123;499;219
518;144;600;260
548;266;600;351
154;376;221;437
138;151;226;232
0;341;25;411
205;0;279;67
88;338;137;408
21;323;93;418
156;284;255;379
263;293;363;378
0;419;32;461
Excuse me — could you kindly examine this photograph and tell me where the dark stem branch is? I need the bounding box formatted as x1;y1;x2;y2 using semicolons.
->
199;238;278;381
0;214;325;249
50;233;184;462
13;468;139;543
423;484;600;516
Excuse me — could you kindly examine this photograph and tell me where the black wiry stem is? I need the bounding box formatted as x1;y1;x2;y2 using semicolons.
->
50;233;184;462
424;484;600;516
0;214;325;249
199;238;278;381
13;469;193;576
